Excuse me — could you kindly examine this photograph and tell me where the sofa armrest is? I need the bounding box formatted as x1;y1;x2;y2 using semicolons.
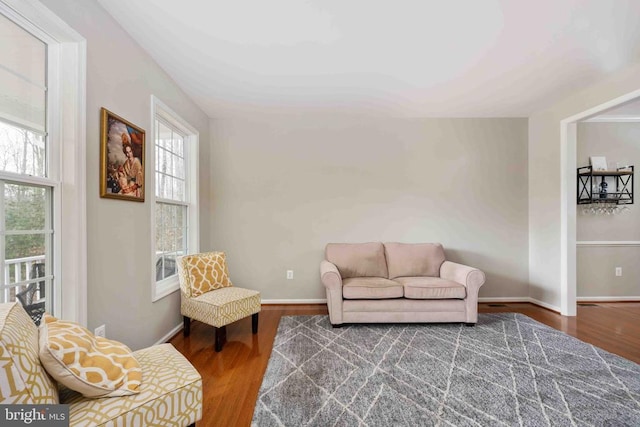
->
440;261;485;290
440;261;485;324
320;260;344;325
320;260;342;291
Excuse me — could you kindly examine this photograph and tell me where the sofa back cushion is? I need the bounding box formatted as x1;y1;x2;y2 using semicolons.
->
384;243;446;279
0;302;58;404
325;243;388;279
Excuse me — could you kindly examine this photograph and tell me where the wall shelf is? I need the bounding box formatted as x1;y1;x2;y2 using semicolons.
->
577;165;634;205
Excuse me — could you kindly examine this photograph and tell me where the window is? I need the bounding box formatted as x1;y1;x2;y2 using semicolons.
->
0;12;53;322
0;1;86;324
151;96;198;301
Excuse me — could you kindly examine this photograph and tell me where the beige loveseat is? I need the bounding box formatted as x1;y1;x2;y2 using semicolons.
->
320;242;485;326
0;302;202;426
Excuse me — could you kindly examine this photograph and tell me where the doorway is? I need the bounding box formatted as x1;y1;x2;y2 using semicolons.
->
560;89;640;316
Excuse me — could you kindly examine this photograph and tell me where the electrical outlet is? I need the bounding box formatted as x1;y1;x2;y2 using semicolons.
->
286;270;294;280
94;324;106;338
615;267;622;277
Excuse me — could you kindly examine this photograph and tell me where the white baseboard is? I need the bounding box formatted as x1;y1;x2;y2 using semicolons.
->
528;298;561;313
262;297;570;312
158;296;595;343
156;301;327;344
577;296;640;302
576;241;640;247
156;323;183;345
478;297;562;313
478;297;530;303
262;298;327;304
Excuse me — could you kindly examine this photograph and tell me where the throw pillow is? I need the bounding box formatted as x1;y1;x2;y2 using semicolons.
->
38;314;141;398
182;252;233;297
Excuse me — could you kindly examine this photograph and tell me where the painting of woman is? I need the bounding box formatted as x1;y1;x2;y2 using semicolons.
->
121;133;144;198
100;108;145;201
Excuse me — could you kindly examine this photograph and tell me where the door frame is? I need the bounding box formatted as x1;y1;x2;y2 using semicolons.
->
560;88;640;315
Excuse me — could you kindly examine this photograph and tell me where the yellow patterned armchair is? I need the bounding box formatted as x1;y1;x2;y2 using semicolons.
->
177;252;261;352
0;302;202;426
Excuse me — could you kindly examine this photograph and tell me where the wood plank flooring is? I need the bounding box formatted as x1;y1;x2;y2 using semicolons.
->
168;302;640;427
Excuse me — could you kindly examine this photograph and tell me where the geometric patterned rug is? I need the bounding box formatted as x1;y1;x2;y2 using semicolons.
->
252;314;640;426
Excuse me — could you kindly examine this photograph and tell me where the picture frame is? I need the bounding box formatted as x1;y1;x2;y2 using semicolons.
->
100;108;146;202
589;156;607;171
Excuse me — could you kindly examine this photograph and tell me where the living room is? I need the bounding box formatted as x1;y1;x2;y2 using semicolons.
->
1;1;639;426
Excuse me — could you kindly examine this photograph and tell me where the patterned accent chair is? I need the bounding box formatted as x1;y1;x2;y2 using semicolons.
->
0;302;203;426
178;252;261;352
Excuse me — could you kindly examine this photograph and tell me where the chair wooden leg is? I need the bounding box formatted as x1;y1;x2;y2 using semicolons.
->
214;326;226;352
252;313;259;334
183;316;191;337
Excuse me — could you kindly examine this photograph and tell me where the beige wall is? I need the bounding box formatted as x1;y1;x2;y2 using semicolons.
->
209;117;529;301
529;62;640;309
41;0;211;349
577;247;640;297
576;122;640;298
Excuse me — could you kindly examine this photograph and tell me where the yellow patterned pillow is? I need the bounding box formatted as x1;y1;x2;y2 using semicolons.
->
38;314;141;398
0;340;30;403
182;252;233;297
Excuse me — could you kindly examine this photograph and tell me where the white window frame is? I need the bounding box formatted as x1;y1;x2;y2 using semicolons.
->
0;0;87;324
150;95;199;302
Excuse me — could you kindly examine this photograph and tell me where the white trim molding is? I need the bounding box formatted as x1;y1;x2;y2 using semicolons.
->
261;297;566;313
560;87;640;318
478;297;562;313
155;323;183;345
0;0;87;325
150;95;199;302
261;299;328;304
478;297;530;303
578;296;640;302
577;241;640;247
583;116;640;123
528;297;562;313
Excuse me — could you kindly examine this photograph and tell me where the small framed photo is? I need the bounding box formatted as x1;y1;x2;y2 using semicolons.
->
589;156;607;171
100;108;145;202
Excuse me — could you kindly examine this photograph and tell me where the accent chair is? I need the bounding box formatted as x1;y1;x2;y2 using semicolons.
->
177;251;261;352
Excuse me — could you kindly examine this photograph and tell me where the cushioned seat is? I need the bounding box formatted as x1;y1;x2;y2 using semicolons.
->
342;277;403;299
61;344;202;426
182;287;261;328
394;276;466;299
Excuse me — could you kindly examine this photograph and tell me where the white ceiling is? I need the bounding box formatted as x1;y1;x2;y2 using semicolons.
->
98;0;640;118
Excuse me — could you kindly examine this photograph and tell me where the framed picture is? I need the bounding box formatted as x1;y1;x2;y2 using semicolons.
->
100;108;145;202
589;156;607;171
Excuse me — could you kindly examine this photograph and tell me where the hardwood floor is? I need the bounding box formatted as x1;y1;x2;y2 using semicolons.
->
168;302;640;427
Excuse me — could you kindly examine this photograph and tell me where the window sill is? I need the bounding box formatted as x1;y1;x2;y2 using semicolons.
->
152;276;179;302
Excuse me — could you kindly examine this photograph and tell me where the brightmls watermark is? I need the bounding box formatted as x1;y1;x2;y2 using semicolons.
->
1;405;69;426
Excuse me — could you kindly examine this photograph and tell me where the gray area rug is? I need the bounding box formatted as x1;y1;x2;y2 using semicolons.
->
252;314;640;426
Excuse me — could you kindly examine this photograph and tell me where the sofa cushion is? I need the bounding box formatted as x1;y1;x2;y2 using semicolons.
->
178;252;233;297
325;243;388;279
342;277;403;299
0;302;58;404
181;287;261;328
39;314;142;398
384;243;446;279
61;344;202;427
394;277;466;299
